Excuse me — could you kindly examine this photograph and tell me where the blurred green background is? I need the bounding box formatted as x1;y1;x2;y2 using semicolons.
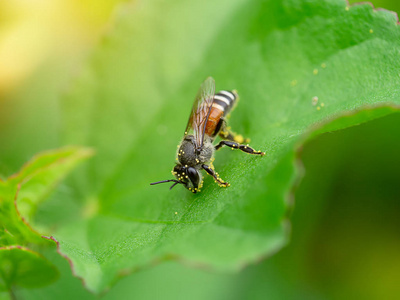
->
1;0;400;299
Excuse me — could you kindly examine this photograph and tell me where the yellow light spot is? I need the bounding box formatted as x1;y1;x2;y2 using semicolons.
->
290;79;298;86
369;29;373;34
317;106;321;111
345;6;349;11
175;212;178;215
313;69;318;75
321;102;325;107
312;96;318;106
321;63;326;68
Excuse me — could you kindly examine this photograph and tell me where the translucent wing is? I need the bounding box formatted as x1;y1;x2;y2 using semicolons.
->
185;77;215;149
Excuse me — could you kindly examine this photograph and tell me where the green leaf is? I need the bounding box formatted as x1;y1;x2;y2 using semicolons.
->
13;113;400;300
0;147;93;290
34;0;400;293
0;146;93;246
0;246;59;291
10;147;94;225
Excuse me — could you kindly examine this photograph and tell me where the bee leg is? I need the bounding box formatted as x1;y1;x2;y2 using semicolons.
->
202;164;229;187
218;119;250;144
215;140;265;156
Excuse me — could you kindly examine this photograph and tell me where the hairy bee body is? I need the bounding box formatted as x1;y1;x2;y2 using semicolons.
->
177;136;214;167
150;77;264;193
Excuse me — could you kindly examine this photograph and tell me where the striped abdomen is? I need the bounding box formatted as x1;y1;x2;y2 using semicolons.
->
205;90;238;137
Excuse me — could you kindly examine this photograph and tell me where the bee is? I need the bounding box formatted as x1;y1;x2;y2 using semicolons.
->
150;77;264;193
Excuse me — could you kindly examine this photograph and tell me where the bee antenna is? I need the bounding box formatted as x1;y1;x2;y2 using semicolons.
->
169;181;182;190
150;179;184;190
150;179;177;185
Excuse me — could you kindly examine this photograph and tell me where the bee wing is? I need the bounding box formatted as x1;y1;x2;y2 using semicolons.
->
185;77;216;149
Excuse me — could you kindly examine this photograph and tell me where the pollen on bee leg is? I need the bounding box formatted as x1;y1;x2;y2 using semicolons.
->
234;135;244;144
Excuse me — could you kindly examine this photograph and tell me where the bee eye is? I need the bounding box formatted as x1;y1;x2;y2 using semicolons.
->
187;167;199;187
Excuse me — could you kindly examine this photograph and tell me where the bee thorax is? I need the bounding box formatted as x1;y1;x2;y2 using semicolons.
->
197;140;214;163
178;136;214;166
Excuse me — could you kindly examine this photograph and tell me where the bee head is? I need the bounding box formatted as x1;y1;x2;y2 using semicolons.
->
172;164;201;193
150;164;202;193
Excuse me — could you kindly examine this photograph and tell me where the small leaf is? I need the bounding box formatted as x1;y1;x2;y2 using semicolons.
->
0;147;93;290
0;146;93;246
10;147;94;223
0;246;59;291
